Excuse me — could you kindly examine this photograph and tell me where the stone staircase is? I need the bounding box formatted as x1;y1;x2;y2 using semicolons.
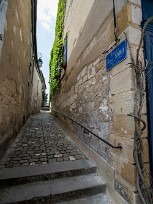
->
41;106;50;111
0;159;112;203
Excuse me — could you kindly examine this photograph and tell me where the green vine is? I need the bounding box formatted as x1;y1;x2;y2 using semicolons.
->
49;0;66;96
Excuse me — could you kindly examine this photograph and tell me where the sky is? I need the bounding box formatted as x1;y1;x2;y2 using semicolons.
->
37;0;58;97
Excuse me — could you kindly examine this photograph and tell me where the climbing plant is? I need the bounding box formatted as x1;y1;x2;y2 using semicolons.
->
49;0;66;96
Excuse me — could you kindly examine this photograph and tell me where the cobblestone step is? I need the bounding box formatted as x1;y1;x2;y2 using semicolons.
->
0;173;106;204
0;159;96;186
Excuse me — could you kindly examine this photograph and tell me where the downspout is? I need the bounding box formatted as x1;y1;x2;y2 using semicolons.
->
112;0;119;42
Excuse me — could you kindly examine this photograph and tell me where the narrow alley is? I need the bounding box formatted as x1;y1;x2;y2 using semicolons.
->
1;0;153;203
0;111;111;203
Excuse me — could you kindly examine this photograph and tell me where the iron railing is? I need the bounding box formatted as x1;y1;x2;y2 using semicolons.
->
53;111;122;149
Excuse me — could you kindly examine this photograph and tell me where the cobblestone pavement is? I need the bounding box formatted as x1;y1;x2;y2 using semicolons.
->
0;111;85;168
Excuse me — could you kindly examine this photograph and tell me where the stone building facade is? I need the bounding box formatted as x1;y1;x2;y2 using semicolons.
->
52;0;152;203
0;0;45;157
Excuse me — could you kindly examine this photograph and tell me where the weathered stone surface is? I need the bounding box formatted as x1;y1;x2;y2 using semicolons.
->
120;162;136;186
131;4;142;25
110;2;130;42
87;64;96;79
112;114;135;138
110;68;134;95
112;91;135;114
126;26;142;45
142;138;149;163
0;174;106;204
110;135;134;164
114;179;131;203
60;193;112;204
111;57;132;77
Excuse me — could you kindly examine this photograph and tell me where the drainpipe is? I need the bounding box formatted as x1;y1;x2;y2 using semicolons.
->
112;0;119;42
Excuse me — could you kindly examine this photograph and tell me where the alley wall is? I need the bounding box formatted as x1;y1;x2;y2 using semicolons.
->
30;64;44;113
0;0;31;156
52;0;149;203
0;0;44;157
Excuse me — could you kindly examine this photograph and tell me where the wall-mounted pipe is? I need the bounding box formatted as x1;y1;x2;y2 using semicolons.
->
112;0;119;42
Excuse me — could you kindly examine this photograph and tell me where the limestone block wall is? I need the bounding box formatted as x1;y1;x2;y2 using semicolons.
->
52;0;149;203
54;57;113;163
0;0;43;157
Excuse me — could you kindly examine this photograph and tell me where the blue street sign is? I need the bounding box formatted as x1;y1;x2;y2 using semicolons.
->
106;39;127;71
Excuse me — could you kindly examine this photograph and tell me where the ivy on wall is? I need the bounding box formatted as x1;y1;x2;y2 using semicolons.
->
49;0;66;96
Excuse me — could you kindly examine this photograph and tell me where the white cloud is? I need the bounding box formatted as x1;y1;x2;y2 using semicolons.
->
37;0;58;32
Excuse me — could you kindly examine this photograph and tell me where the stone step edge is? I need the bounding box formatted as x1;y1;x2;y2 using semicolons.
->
59;193;113;204
0;173;106;204
0;159;96;186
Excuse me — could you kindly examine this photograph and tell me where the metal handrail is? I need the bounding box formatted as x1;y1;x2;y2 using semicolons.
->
53;111;122;149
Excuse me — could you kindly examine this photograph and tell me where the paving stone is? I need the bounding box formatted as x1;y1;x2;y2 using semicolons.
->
11;154;19;158
62;148;67;150
63;157;69;161
0;165;5;169
40;158;47;162
48;155;54;159
35;153;41;156
0;112;86;168
70;152;77;156
30;159;38;162
66;150;73;153
76;155;85;160
69;156;76;161
56;158;63;162
54;154;62;158
63;153;69;157
48;158;56;163
30;162;35;165
67;147;74;150
20;160;29;164
12;161;20;164
11;158;22;161
5;164;13;168
35;161;42;164
21;163;29;166
2;158;11;162
20;154;28;157
47;151;54;155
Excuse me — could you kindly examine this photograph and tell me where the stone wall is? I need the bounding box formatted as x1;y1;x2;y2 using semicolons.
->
0;0;43;157
52;0;149;203
53;56;113;163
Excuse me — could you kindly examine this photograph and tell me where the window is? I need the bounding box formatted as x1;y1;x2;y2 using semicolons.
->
0;0;8;58
62;35;68;68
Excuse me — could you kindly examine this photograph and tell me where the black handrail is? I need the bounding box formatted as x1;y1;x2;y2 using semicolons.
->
53;111;122;149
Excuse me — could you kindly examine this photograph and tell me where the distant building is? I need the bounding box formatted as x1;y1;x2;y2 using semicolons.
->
0;0;46;157
52;0;153;203
40;70;47;107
